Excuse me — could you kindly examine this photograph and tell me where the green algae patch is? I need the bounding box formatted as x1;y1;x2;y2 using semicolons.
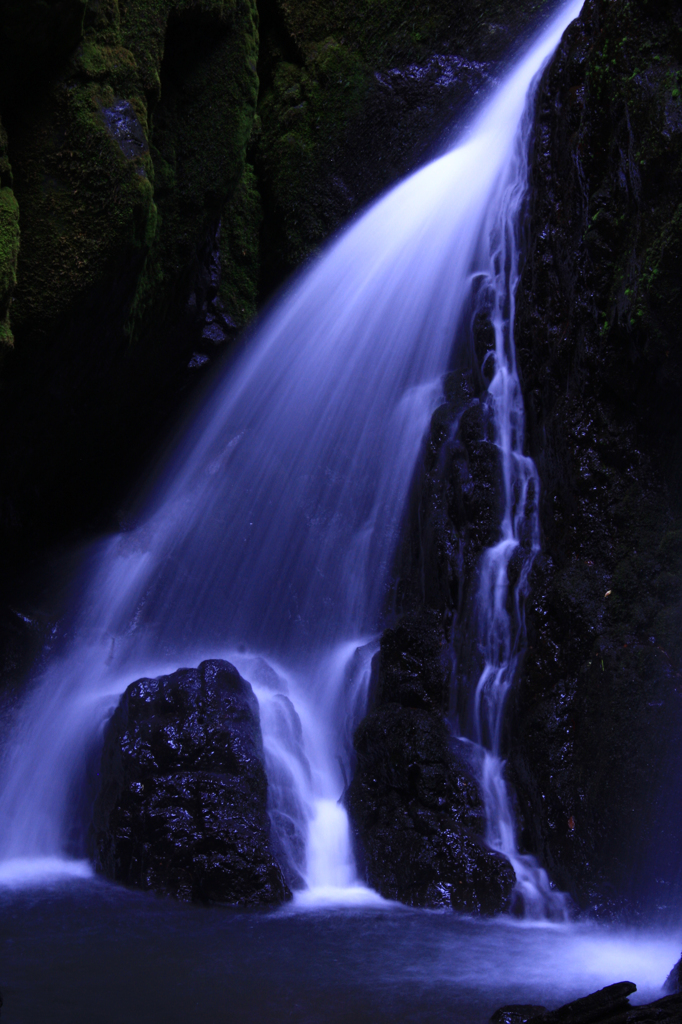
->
0;118;19;353
0;187;20;351
256;0;561;284
219;162;262;327
4;0;259;349
8;79;155;339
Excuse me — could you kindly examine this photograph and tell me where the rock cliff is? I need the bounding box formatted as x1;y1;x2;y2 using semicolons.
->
509;0;682;916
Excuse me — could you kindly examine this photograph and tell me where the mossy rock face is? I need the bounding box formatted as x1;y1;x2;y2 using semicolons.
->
0;0;258;566
507;0;682;916
0;116;19;353
256;0;562;288
7;80;155;340
6;0;258;346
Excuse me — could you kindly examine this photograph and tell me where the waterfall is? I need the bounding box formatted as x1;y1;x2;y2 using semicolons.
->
451;99;571;920
0;0;583;906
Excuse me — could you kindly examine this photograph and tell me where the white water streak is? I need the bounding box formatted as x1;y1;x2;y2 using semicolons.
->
453;5;575;919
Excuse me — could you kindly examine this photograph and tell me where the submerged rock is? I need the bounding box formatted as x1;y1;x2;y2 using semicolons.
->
347;613;515;914
92;659;290;906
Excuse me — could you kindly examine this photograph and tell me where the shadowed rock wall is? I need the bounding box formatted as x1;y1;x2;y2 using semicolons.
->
509;0;682;917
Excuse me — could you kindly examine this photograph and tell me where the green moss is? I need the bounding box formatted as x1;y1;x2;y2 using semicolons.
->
219;162;262;326
0;119;19;352
6;0;258;347
257;0;560;279
126;0;259;338
258;38;368;268
9;78;155;338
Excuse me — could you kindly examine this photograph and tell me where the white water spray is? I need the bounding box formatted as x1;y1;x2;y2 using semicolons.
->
0;0;582;907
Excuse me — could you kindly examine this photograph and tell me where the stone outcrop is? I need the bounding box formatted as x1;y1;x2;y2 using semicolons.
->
492;981;682;1024
508;0;682;915
92;659;290;905
664;953;682;996
347;612;515;914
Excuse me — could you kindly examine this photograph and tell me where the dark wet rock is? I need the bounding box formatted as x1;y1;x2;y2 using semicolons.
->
537;982;636;1024
509;0;682;915
493;982;682;1024
347;612;515;914
92;659;290;906
490;1007;547;1024
348;358;517;913
99;100;149;161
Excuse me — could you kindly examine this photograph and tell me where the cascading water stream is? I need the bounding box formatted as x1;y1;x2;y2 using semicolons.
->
451;93;569;920
0;0;583;908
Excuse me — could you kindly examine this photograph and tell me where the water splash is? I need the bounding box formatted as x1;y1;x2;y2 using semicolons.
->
0;0;583;904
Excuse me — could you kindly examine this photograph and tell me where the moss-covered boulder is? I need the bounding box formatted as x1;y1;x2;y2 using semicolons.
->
508;0;682;916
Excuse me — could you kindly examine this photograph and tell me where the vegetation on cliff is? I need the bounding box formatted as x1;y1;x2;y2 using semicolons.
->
0;115;18;352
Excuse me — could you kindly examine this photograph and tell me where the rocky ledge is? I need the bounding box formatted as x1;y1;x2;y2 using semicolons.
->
347;612;515;914
91;658;290;906
492;980;682;1024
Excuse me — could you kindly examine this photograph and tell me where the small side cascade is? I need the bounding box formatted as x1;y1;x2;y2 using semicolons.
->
451;80;569;920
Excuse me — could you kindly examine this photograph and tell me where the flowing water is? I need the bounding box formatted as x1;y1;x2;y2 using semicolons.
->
0;0;584;915
448;44;568;920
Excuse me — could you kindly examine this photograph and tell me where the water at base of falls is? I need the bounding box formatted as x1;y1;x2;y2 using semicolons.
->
0;0;584;911
1;881;679;1023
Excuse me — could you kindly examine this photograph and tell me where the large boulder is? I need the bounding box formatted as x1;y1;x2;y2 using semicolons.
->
92;658;290;905
347;613;515;914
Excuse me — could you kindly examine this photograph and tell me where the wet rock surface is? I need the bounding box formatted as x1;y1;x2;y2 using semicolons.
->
492;982;682;1024
347;612;515;914
92;659;290;905
509;0;682;915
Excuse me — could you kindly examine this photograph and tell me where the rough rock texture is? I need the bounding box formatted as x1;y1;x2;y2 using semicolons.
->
0;114;18;353
509;0;682;916
347;611;515;914
0;0;258;582
492;982;682;1024
92;659;290;905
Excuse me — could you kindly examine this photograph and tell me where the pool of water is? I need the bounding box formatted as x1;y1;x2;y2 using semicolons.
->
0;877;677;1024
